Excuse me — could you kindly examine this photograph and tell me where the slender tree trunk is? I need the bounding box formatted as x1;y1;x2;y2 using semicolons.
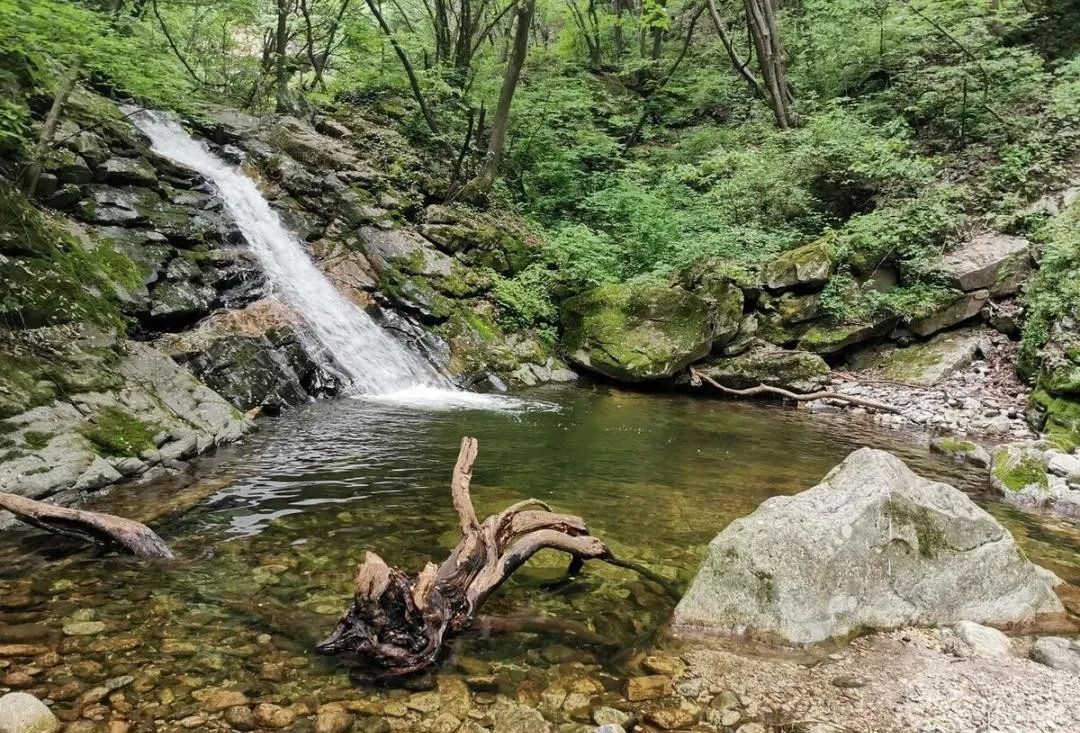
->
707;0;765;99
363;0;440;131
743;0;797;128
275;0;291;111
612;0;625;58
459;0;534;197
23;59;82;197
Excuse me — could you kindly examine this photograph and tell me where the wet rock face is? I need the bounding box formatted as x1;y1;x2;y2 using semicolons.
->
183;332;331;412
673;448;1066;644
560;284;713;382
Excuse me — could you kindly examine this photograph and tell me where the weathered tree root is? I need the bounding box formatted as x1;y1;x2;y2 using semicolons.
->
317;436;670;680
0;491;175;560
689;367;901;414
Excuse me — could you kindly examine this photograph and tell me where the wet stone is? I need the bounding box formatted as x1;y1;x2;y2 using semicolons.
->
62;623;105;638
642;655;685;679
223;706;255;731
314;709;353;733
624;675;670;702
197;689;249;713
252;703;295;729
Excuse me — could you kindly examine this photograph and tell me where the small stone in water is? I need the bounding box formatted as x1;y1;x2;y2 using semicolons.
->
199;689;250;713
624;675;670;701
253;703;296;729
404;691;440;714
224;705;256;731
314;709;353;733
830;675;865;689
593;706;631;727
721;709;742;726
642;654;685;678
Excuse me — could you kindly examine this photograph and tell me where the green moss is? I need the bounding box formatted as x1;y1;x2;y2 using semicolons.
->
22;430;52;450
991;449;1049;492
80;407;156;457
885;501;949;558
934;438;978;454
0;449;26;462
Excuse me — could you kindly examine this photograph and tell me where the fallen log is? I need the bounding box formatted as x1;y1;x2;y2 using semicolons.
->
689;367;902;414
0;492;174;561
317;436;671;680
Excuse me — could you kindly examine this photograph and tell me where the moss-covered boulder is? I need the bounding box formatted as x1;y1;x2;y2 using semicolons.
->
761;240;832;292
693;341;829;393
1029;389;1080;452
798;317;894;355
1037;318;1080;397
847;329;989;387
677;260;749;346
990;442;1050;498
560;284;713;382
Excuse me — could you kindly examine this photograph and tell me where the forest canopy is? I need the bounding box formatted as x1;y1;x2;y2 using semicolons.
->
1;0;1078;334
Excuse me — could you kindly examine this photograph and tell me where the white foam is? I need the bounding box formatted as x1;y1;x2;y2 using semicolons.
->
359;385;558;413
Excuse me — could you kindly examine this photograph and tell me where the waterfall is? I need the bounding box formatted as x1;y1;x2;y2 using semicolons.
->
131;110;453;397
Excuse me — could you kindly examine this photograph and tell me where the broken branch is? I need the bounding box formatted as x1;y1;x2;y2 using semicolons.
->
690;368;902;414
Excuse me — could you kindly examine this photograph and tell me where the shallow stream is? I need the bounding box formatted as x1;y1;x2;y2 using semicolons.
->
1;388;1078;730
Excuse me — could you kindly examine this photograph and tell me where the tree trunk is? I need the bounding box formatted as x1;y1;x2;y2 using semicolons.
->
316;436;669;680
458;0;534;198
23;58;82;197
743;0;797;128
275;0;291;112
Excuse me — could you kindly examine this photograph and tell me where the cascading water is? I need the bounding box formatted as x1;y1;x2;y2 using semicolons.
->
131;110;544;411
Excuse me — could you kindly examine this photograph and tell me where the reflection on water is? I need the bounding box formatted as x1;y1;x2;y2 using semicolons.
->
0;387;1077;722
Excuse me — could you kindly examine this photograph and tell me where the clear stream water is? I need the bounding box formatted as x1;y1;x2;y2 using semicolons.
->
1;388;1077;727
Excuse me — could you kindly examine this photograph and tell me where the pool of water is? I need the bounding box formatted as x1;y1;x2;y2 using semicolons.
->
1;386;1078;728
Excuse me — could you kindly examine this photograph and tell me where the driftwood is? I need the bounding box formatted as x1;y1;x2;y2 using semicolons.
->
317;436;670;679
689;367;901;414
0;492;174;561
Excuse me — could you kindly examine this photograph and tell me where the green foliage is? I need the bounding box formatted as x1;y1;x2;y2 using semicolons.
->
1020;200;1080;376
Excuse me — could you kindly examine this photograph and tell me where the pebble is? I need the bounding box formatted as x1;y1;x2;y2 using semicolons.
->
224;705;256;731
315;709;354;733
253;703;296;729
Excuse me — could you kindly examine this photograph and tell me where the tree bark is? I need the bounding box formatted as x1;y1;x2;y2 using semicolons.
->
0;492;174;561
458;0;534;198
275;0;292;111
689;368;900;413
317;436;669;680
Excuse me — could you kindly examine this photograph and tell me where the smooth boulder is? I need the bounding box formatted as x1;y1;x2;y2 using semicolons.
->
560;284;712;382
941;233;1030;296
673;448;1065;645
0;693;59;733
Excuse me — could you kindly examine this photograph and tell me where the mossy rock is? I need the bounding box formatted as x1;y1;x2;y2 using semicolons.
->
761;240;832;292
929;437;990;467
560;283;713;382
1029;389;1080;452
990;444;1049;494
798;317;894;355
693;341;829;393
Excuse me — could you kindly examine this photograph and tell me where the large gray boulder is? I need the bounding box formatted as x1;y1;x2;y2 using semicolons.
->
0;693;59;733
941;233;1031;296
909;290;989;337
673;448;1065;645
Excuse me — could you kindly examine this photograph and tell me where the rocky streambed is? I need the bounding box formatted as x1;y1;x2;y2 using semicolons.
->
1;390;1079;733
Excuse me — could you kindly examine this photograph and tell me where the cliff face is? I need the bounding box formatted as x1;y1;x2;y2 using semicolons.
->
0;88;566;507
